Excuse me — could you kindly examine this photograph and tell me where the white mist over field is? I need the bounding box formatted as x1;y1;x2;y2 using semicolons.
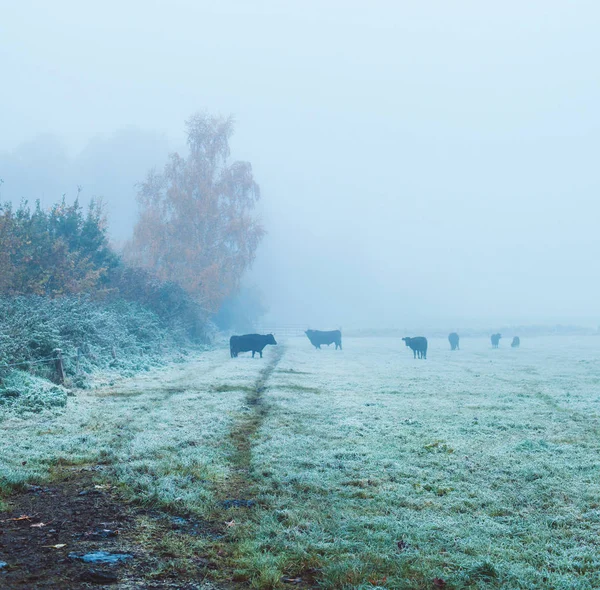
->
1;1;599;329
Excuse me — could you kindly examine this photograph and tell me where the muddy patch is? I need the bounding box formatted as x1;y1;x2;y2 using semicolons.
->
0;470;221;589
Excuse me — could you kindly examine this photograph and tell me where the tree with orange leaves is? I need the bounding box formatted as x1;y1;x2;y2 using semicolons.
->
125;113;265;313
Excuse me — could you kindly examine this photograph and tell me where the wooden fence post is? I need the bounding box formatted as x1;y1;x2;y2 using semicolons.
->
76;347;83;374
54;348;65;384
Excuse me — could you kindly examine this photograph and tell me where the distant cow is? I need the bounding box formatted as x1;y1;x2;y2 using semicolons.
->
448;332;460;351
402;336;428;359
491;333;502;348
511;336;520;348
305;329;342;350
230;334;277;358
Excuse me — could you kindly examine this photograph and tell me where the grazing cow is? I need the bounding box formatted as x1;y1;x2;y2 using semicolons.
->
305;329;342;350
491;333;502;348
511;336;520;348
448;332;460;351
402;336;428;359
230;333;277;358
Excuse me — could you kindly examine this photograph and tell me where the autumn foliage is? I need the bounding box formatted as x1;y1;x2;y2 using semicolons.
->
125;113;265;313
0;198;117;297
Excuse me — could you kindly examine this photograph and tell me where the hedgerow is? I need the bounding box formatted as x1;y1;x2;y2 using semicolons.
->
0;198;118;297
0;295;206;393
0;193;215;404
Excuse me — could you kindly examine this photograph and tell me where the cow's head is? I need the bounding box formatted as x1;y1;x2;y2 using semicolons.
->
402;337;411;347
267;334;277;345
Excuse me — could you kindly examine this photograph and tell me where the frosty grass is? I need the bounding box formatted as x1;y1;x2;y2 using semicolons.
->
1;336;599;588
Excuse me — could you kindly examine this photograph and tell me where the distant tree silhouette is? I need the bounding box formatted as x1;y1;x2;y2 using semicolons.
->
125;113;264;313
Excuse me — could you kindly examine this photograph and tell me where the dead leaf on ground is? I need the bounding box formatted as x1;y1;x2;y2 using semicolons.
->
30;522;51;528
42;544;66;549
433;577;447;587
225;519;237;528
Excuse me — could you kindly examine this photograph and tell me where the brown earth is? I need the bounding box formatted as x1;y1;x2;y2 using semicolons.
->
0;468;223;589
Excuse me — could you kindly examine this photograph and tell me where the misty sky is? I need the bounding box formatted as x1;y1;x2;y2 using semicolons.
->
1;1;599;328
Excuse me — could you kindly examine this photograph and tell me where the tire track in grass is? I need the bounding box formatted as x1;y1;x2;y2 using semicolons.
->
226;345;284;501
212;345;284;582
524;380;600;436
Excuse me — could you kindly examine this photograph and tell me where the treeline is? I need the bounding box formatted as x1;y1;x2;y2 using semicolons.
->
0;198;207;337
0;197;210;393
0;112;266;390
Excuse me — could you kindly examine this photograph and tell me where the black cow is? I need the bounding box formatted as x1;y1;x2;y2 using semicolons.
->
491;333;502;348
305;329;342;350
230;333;277;358
448;332;460;351
402;336;428;359
511;336;520;348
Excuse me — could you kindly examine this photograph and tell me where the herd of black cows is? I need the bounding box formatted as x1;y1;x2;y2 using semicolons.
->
229;330;521;359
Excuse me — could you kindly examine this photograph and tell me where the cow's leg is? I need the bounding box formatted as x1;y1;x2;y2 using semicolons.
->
413;350;417;359
259;350;263;358
252;351;255;358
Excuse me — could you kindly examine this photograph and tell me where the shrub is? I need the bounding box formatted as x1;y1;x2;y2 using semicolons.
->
0;296;201;386
0;370;67;413
105;265;212;342
0;198;118;297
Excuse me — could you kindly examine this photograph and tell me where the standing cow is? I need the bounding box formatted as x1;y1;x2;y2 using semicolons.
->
402;336;428;359
448;332;460;351
230;334;277;358
305;329;342;350
491;333;502;348
511;336;520;348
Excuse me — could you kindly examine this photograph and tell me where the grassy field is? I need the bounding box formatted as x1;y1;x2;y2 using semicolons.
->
1;336;600;588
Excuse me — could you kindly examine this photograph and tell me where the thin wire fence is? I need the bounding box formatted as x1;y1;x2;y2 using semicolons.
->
0;353;78;370
252;325;307;338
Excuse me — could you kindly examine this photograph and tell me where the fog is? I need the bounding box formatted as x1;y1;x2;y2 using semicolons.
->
1;1;599;329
